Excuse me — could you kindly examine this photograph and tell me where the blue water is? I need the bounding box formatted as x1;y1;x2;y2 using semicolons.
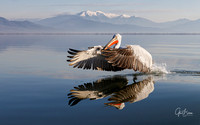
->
0;35;200;125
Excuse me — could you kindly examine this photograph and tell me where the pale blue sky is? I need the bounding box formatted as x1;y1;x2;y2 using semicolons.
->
0;0;200;22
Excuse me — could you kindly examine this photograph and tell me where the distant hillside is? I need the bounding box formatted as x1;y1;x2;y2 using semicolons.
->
1;10;200;33
76;11;191;28
167;19;200;32
37;14;160;32
0;17;50;32
36;10;200;32
77;10;157;27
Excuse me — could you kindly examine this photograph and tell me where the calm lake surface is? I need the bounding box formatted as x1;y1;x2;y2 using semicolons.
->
0;34;199;125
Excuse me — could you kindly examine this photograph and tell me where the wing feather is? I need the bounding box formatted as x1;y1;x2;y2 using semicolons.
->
67;47;124;71
108;77;154;103
102;45;152;73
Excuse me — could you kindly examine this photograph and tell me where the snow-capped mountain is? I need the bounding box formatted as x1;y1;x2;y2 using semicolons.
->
36;13;159;32
78;10;133;19
35;11;200;32
1;10;200;33
77;10;158;27
77;10;191;28
78;10;119;18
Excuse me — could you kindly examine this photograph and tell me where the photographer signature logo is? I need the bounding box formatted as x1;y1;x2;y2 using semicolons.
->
175;107;193;117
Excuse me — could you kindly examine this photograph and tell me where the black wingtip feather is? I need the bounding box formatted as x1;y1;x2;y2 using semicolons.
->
69;48;81;52
70;99;81;106
68;50;76;55
67;56;74;58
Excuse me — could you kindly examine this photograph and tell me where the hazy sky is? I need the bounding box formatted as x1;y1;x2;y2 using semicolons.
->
0;0;200;22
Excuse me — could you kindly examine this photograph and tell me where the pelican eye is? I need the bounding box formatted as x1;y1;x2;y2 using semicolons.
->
96;47;101;51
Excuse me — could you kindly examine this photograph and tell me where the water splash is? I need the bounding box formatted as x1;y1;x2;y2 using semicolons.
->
151;63;169;74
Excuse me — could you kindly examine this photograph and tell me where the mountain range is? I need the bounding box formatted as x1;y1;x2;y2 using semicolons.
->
1;10;200;33
0;17;50;32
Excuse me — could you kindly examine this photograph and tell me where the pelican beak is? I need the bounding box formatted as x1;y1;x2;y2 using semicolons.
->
103;35;119;50
104;102;125;110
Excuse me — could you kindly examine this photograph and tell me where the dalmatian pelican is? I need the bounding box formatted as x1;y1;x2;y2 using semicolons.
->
67;34;152;73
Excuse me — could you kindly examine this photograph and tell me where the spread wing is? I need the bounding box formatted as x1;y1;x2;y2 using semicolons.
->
67;47;124;71
108;77;154;104
102;45;152;73
68;76;128;106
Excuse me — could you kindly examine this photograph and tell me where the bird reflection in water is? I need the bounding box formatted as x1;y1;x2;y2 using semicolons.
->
68;75;155;110
105;76;154;109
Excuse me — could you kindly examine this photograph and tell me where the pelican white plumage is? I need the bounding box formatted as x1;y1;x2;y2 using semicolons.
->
67;34;153;73
105;76;154;110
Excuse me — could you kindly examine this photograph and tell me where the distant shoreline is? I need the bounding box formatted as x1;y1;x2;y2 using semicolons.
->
1;32;200;35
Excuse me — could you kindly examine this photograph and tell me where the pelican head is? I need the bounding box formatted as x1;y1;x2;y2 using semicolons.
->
103;34;122;50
